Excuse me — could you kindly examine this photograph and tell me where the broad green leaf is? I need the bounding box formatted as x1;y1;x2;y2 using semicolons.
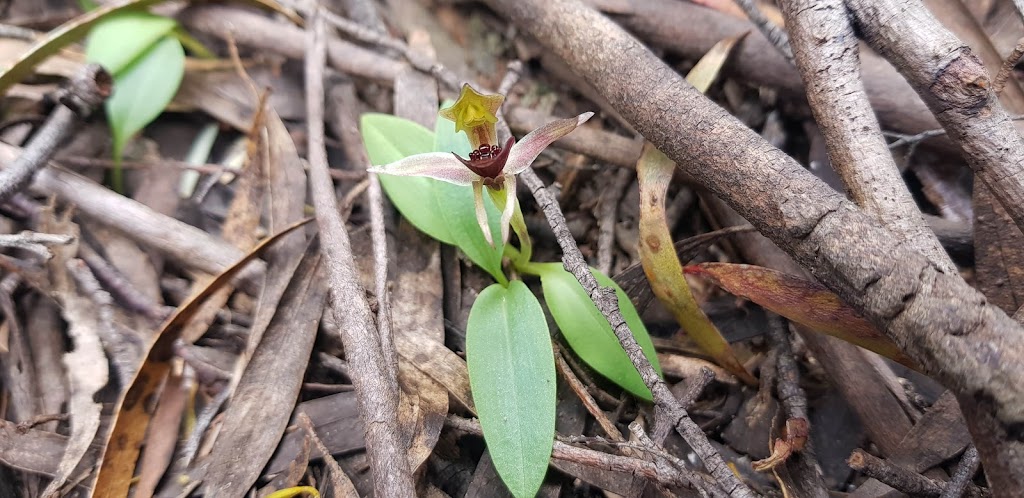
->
637;143;755;385
467;281;555;498
85;12;177;75
686;263;919;369
360;112;506;283
535;263;660;400
106;35;184;160
360;113;452;243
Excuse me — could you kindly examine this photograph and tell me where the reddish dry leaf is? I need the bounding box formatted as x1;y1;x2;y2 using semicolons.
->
686;263;918;369
91;218;311;498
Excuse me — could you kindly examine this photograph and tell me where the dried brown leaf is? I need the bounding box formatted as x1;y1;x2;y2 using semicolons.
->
91;218;311;498
686;263;918;368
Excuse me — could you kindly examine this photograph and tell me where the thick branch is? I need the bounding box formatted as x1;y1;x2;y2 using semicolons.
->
780;0;954;274
846;0;1024;236
485;0;1024;430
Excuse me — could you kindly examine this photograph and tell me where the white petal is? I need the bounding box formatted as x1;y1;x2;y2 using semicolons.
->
473;180;494;246
504;112;594;175
499;176;517;244
368;152;479;186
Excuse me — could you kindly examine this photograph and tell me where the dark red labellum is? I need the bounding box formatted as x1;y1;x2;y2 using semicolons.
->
454;136;515;179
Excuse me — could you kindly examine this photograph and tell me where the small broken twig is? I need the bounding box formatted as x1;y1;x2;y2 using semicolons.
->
733;0;792;62
0;64;110;204
994;37;1024;96
0;231;72;259
939;445;981;498
848;449;990;498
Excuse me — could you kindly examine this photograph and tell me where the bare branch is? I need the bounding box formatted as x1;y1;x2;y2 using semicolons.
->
733;0;793;62
303;9;415;496
781;0;954;273
0;64;109;204
846;0;1024;237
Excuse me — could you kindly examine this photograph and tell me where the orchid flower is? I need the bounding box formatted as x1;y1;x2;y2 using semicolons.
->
368;84;593;248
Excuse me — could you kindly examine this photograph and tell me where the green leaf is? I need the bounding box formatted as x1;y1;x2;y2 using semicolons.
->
85;12;178;75
467;281;555;498
360;113;453;243
536;263;661;400
359;113;506;283
105;35;184;160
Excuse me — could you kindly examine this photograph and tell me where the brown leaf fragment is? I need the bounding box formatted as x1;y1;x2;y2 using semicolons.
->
687;263;918;369
199;241;325;497
91;218;311;498
132;367;189;498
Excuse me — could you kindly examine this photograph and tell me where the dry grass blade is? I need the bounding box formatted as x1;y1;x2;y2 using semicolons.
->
91;218;311;498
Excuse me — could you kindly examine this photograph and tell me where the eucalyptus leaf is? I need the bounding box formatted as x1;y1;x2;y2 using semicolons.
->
467;281;555;498
85;12;177;75
360;112;506;283
536;263;661;400
105;35;184;161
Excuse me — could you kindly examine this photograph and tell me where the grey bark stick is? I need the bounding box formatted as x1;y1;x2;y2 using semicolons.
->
0;64;109;204
518;169;755;498
304;10;415;497
780;0;955;274
733;0;793;62
846;0;1024;236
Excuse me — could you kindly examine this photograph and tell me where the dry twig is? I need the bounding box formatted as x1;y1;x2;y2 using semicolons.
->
848;449;989;498
781;0;954;274
0;64;109;204
733;0;793;62
303;9;415;496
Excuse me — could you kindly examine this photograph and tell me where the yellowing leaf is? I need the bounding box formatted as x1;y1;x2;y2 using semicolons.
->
686;263;918;369
637;143;755;385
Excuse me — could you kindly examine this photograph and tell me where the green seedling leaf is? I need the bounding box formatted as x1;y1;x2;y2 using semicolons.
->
84;11;177;75
637;143;756;385
0;0;165;94
467;281;555;498
535;263;660;400
685;263;919;369
360;112;506;283
105;35;184;161
0;0;301;95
